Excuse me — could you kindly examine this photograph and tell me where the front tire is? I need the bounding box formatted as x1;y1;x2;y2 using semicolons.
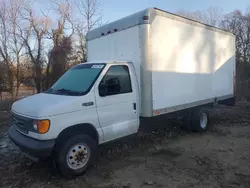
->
55;134;97;178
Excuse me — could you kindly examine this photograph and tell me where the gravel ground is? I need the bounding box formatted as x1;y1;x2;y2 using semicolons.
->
0;103;250;188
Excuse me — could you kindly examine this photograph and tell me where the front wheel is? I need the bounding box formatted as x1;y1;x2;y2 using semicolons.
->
55;134;97;178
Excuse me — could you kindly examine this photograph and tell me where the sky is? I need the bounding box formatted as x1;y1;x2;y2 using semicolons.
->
99;0;250;23
35;0;250;24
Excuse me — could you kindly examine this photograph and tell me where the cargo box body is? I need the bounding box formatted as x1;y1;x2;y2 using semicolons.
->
87;8;236;117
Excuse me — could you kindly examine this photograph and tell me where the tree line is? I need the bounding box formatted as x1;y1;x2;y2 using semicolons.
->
1;3;250;99
0;0;102;98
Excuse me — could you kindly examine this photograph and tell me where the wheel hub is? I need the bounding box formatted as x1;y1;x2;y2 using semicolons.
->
200;113;208;129
75;151;87;162
67;144;90;170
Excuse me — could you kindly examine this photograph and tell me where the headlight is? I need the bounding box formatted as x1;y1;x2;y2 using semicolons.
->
33;120;50;134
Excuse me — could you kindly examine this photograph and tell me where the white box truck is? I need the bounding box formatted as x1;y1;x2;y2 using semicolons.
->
8;7;235;178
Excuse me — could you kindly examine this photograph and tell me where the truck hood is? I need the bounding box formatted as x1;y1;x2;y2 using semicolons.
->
12;93;85;118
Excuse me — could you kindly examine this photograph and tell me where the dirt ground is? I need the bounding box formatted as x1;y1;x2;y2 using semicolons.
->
1;103;250;188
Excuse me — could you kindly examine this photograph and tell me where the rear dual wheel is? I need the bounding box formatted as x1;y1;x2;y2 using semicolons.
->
191;109;209;132
183;108;209;132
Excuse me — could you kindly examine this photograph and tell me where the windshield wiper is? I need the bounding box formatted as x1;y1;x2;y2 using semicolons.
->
56;88;83;96
44;88;54;94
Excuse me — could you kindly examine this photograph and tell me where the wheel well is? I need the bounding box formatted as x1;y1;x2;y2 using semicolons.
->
55;124;99;150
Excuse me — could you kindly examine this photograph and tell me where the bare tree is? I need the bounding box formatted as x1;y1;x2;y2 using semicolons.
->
72;0;102;61
176;9;203;22
220;9;250;100
9;0;26;98
45;0;74;89
21;4;51;93
74;24;87;62
74;0;102;32
0;0;14;94
221;10;250;64
204;7;223;26
176;7;223;26
49;37;72;86
0;0;104;97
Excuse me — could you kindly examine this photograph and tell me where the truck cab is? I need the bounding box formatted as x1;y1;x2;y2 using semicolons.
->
8;61;140;178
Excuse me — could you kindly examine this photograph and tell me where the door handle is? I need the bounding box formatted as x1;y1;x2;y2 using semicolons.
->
82;102;94;107
133;103;136;110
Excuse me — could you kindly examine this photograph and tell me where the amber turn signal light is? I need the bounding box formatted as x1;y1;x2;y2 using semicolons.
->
33;120;50;134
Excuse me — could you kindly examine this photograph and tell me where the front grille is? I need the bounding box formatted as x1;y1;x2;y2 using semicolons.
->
12;113;33;134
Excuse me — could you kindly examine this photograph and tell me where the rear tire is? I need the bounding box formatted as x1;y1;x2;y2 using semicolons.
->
191;109;209;132
55;134;97;178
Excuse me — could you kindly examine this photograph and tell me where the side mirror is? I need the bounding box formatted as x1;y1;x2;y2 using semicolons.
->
99;78;121;96
99;83;108;97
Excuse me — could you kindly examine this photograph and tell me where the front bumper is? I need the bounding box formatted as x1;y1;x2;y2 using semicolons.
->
8;126;55;158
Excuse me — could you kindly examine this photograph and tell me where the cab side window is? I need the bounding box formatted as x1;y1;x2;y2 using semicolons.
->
99;65;132;96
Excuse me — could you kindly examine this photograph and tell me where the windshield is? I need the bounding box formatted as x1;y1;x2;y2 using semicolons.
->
46;63;105;96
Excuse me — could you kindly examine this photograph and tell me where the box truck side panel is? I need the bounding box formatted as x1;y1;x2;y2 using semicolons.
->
151;15;235;114
213;32;235;99
87;26;142;90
